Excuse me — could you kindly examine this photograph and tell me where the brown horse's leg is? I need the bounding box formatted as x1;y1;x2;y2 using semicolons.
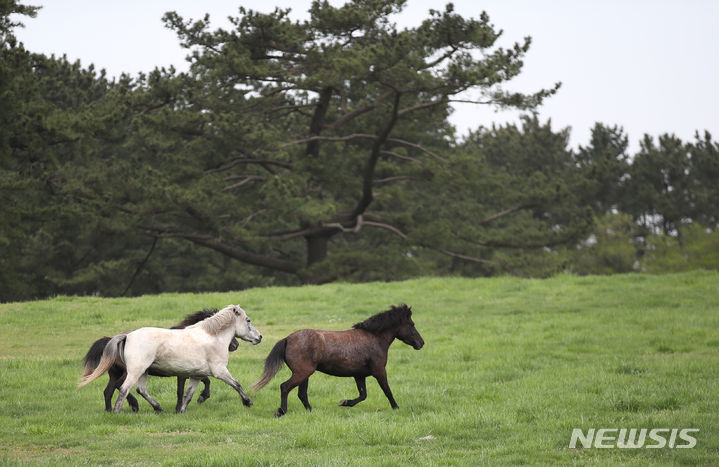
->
276;370;313;417
373;368;399;410
135;374;163;413
197;377;211;404
177;378;201;413
297;378;312;411
339;376;367;407
104;375;117;412
175;377;187;413
125;391;140;412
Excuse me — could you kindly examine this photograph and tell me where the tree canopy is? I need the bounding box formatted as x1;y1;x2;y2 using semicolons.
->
2;0;717;302
86;0;563;283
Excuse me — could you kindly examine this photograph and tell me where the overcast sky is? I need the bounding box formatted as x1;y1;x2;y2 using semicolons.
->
11;0;719;152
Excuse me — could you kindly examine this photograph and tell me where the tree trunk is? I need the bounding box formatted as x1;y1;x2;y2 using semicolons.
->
305;233;329;268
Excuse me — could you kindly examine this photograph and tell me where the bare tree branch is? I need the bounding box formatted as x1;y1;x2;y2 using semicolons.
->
422;46;459;69
264;226;331;241
374;176;415;184
138;98;172;115
239;209;266;228
386;137;447;162
363;221;409;240
431;247;490;264
223;175;263;191
323;90;394;132
320;214;489;263
322;220;362;234
270;103;317;112
205;157;292;174
448;98;496;105
322;214;408;240
380;150;423;164
353;92;402;217
121;237;158;296
145;227;300;274
283;134;446;163
477;204;532;225
282;133;377;147
397;97;448;116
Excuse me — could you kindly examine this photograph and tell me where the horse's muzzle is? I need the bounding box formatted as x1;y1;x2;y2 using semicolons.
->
413;338;424;350
241;335;262;345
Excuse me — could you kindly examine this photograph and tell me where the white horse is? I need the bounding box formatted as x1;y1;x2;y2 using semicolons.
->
79;304;262;413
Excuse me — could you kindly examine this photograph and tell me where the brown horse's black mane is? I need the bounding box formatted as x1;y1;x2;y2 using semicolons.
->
352;304;412;334
171;308;219;329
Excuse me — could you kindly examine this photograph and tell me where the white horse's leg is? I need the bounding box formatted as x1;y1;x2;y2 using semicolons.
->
113;371;142;413
135;373;163;413
212;366;252;407
178;378;201;413
113;335;157;414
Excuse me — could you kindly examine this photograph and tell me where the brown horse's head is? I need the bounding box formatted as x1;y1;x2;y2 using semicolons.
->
395;306;424;350
353;304;425;349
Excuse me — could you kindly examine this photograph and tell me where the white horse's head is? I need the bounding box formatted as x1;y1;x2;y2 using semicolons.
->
228;305;262;345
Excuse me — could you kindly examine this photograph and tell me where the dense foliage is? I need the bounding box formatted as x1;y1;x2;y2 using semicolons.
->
2;1;717;301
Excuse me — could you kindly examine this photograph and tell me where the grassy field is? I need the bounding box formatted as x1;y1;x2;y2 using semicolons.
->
0;271;717;465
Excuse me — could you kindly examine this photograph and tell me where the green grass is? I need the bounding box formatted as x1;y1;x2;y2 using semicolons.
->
1;271;718;465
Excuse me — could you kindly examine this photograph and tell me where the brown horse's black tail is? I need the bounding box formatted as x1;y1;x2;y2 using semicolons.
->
82;336;112;377
250;338;286;393
78;333;127;388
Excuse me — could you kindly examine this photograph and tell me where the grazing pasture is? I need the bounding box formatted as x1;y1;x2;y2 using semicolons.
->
0;271;718;465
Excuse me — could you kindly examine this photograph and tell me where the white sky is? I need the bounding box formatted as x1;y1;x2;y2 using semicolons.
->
11;0;719;153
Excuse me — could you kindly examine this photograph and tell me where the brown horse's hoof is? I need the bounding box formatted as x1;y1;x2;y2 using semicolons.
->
197;395;207;404
274;408;286;418
339;399;350;407
242;398;253;407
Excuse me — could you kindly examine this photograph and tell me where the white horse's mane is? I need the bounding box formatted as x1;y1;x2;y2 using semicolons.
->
197;305;241;335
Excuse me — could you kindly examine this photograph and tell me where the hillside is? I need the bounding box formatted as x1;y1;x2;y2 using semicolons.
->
1;272;717;465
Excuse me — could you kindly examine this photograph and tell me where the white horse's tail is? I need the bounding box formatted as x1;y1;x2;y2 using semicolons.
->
78;333;127;388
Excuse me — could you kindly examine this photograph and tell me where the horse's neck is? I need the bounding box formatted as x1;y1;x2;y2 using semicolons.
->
374;329;396;350
213;324;237;348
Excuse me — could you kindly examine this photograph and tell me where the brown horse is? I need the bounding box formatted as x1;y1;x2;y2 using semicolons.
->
251;304;424;417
